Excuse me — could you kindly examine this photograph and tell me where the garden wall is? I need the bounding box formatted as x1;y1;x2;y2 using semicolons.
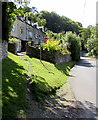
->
26;44;71;64
0;41;8;60
55;51;71;64
8;42;17;54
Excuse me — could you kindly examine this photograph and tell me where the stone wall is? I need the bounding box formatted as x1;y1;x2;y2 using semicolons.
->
26;44;55;63
8;42;17;54
55;51;71;64
26;44;71;64
0;41;8;60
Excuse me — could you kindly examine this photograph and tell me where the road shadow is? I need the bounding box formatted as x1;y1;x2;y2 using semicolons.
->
76;58;95;68
78;51;96;68
37;93;98;119
80;50;88;57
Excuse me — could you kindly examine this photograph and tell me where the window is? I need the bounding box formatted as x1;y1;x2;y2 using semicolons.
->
35;34;40;39
38;35;40;39
35;34;38;38
12;26;16;32
20;28;23;34
29;32;32;38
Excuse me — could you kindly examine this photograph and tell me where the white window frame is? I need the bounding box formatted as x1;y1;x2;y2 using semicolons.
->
12;26;16;32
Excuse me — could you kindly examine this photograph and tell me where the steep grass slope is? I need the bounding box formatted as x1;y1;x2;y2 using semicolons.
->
2;52;75;118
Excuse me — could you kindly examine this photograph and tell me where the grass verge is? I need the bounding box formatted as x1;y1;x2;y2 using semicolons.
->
2;52;75;118
2;52;28;118
24;55;76;101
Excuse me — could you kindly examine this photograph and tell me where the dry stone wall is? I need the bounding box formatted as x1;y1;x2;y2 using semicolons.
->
8;42;17;54
0;41;8;60
55;51;71;64
26;44;71;64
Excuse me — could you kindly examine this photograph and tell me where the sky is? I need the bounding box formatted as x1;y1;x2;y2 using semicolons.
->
29;0;97;28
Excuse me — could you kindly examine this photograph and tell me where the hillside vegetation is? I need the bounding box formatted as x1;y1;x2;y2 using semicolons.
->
2;52;75;118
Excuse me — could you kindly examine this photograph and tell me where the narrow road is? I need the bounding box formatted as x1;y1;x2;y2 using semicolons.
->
69;53;97;119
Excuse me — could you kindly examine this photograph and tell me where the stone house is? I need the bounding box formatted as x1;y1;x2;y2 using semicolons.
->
11;17;46;52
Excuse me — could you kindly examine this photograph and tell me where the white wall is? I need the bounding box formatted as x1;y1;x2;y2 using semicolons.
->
17;40;21;52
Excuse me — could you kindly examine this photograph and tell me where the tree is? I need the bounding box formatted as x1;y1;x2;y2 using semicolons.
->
65;32;81;61
14;0;31;7
31;7;39;14
86;26;98;57
76;22;83;27
40;11;82;34
80;27;91;50
16;7;46;26
2;2;16;41
2;0;30;41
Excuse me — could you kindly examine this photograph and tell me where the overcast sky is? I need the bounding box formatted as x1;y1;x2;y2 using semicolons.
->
29;0;97;28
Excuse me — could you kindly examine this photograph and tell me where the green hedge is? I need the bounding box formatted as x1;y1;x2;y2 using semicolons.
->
65;32;80;61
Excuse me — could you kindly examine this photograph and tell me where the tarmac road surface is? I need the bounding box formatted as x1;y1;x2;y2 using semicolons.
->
69;53;97;119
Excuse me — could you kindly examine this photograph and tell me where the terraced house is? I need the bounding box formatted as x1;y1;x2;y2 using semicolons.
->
11;16;46;52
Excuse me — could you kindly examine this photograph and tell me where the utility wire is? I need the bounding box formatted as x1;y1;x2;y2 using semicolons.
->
82;0;86;24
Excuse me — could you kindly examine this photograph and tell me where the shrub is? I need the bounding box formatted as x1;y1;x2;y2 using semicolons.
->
41;39;61;51
8;38;18;54
41;38;70;54
65;32;80;61
59;43;71;54
87;38;98;57
86;26;98;57
9;38;18;43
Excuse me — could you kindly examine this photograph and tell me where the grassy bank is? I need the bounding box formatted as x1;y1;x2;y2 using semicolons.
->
2;53;28;118
2;52;75;118
24;55;75;101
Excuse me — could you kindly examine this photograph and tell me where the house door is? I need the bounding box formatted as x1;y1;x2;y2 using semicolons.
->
17;40;21;52
21;40;27;52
